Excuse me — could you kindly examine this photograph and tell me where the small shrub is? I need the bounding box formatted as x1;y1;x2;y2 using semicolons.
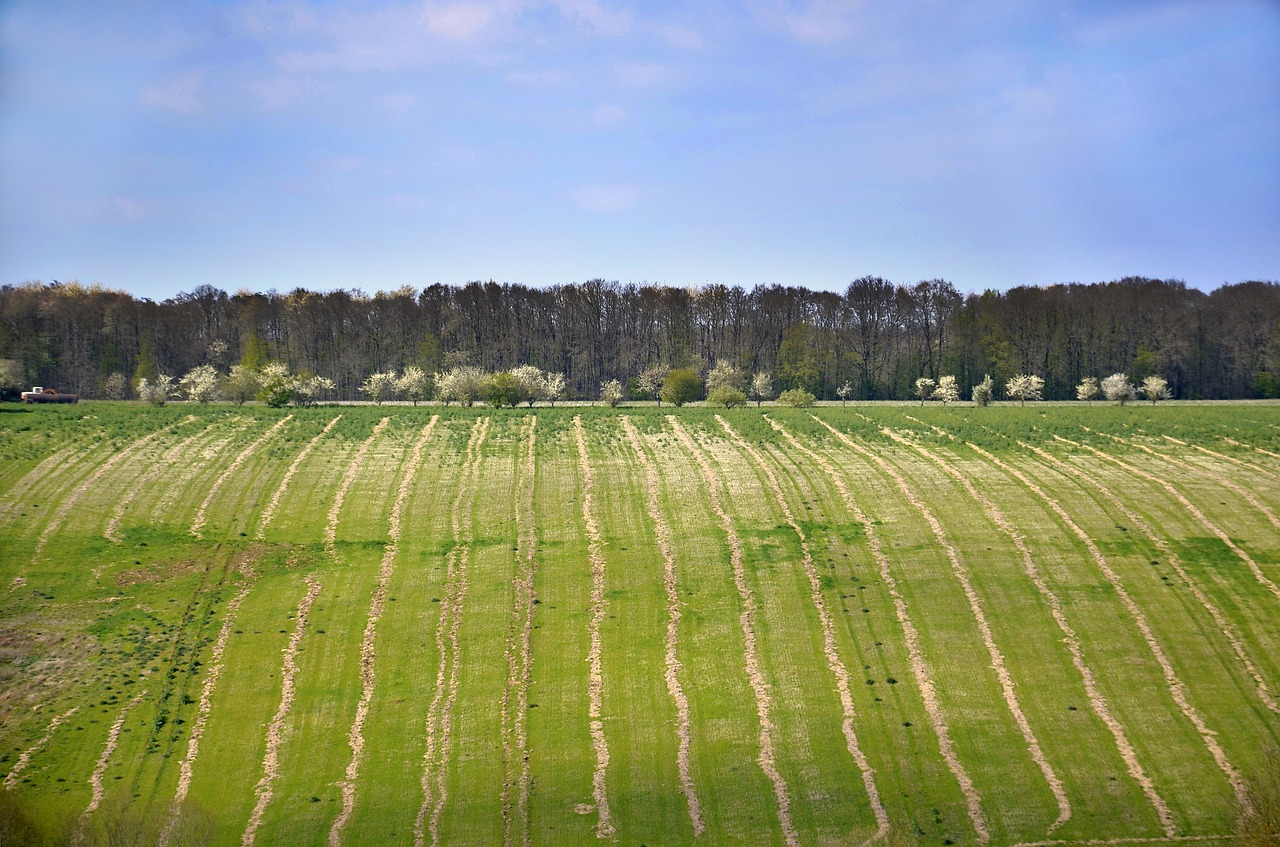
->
707;386;747;408
776;388;815;407
661;368;702;407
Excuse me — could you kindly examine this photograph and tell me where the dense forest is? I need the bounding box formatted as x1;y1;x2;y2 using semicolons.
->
1;276;1277;401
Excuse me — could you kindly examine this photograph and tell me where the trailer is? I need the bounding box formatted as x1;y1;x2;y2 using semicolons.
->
20;386;79;404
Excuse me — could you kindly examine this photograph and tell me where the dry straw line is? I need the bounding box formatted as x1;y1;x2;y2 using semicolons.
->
621;416;704;837
191;415;292;538
256;415;343;540
83;689;147;817
160;582;254;844
1166;437;1280;482
106;424;217;543
3;706;78;787
417;416;490;847
330;417;438;847
746;416;890;842
34;416;194;559
325;417;391;554
876;426;1071;831
574;415;615;839
1095;431;1280;531
242;574;323;847
1056;435;1280;604
885;428;1172;832
501;416;538;847
668;416;800;847
1223;436;1280;462
810;415;990;843
968;440;1244;827
1007;834;1237;847
0;443;85;523
1022;440;1280;717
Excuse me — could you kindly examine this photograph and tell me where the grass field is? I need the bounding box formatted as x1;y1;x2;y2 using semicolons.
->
1;402;1278;847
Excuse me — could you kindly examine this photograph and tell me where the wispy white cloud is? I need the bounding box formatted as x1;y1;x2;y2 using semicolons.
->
759;0;864;45
573;183;638;213
551;0;631;36
423;2;501;40
140;73;203;114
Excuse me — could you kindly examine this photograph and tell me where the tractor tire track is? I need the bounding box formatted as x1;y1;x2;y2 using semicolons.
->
810;416;990;843
256;415;342;540
501;416;538;847
668;416;800;847
241;575;322;847
1056;436;1280;604
330;417;438;847
574;415;615;839
876;427;1071;832
968;441;1243;827
621;416;704;837
416;416;490;847
1026;440;1280;717
2;706;78;787
191;416;292;538
742;416;889;842
325;417;390;555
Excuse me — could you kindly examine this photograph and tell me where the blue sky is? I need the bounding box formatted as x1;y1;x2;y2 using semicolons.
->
2;1;1278;301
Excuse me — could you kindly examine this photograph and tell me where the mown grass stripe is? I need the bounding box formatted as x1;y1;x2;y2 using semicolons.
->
879;423;1173;836
190;415;292;538
1166;437;1280;482
668;415;800;847
574;414;615;839
748;415;890;842
1022;440;1280;717
501;415;537;847
2;706;77;788
256;414;342;540
811;415;990;844
82;689;147;818
417;416;489;847
33;415;194;559
968;441;1242;830
325;417;390;555
330;416;438;847
1056;435;1280;604
241;574;322;847
105;423;218;543
621;415;704;837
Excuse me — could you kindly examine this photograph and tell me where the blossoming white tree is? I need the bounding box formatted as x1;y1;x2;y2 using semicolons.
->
396;366;429;405
1005;374;1044;406
1077;376;1099;404
179;365;219;403
137;374;175;406
752;372;775;407
1141;375;1172;404
971;374;994;406
914;376;936;405
934;375;959;405
600;379;623;407
1102;373;1137;405
361;371;397;405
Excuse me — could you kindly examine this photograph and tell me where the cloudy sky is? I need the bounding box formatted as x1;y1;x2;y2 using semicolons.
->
2;1;1277;300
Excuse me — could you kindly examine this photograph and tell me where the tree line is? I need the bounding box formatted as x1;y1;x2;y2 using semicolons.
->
1;276;1276;402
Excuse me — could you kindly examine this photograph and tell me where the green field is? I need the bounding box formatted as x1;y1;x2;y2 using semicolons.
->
1;402;1278;847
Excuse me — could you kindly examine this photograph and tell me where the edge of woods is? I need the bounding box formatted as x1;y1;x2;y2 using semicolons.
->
0;401;1278;847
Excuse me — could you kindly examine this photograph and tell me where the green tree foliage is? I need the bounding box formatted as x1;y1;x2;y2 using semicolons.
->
776;324;821;394
483;371;525;407
661;368;702;407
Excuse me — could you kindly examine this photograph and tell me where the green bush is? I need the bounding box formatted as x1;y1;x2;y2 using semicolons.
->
707;386;747;408
661;368;702;407
776;388;816;407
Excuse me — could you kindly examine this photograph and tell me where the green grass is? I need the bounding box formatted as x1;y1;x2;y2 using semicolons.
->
1;401;1278;846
